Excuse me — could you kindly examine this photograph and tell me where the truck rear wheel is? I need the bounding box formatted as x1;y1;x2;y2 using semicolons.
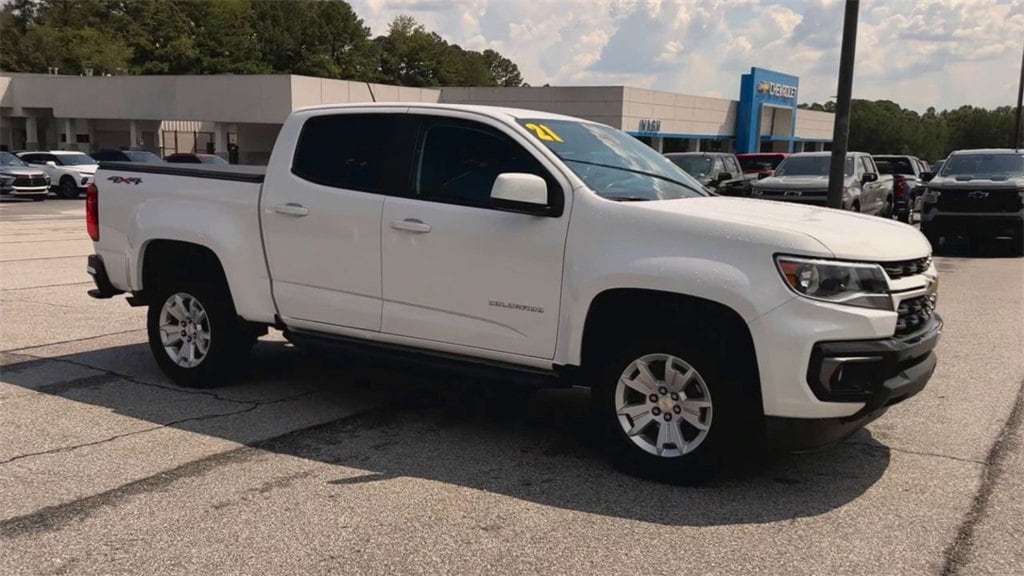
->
147;282;250;388
593;338;747;484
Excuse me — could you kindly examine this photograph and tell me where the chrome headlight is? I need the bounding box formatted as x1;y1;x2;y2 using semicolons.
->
776;256;892;310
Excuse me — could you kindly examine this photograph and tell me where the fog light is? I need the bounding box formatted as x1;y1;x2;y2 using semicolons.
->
818;356;883;398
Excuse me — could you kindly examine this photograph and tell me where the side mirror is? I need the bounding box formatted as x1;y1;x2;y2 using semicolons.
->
716;172;732;183
920;171;935;182
862;172;878;183
46;161;57;167
757;172;770;180
490;173;549;215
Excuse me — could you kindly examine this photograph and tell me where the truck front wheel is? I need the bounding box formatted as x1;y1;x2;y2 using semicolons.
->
147;283;251;388
593;339;747;484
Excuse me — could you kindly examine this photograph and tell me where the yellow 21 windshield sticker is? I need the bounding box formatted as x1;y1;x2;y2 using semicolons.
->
524;123;564;143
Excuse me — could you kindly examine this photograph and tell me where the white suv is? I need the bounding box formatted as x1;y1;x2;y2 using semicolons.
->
17;151;98;199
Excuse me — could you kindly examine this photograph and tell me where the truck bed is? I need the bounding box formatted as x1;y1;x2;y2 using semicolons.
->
98;162;266;183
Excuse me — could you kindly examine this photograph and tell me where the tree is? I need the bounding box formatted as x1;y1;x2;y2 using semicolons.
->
482;49;524;87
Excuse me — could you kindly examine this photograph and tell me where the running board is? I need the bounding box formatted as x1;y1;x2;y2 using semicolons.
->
284;329;574;389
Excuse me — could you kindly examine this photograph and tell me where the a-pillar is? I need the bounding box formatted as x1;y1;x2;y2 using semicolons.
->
25;116;40;150
214;122;228;159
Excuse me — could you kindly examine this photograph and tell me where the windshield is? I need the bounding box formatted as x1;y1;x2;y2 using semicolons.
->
738;155;785;171
775;156;854;177
874;156;915;175
199;155;229;165
940;154;1024;179
125;150;163;163
666;155;713;178
58;154;97;166
0;152;28;167
516;119;707;201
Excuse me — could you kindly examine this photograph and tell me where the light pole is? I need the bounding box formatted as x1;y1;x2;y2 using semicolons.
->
827;0;859;209
1015;39;1023;149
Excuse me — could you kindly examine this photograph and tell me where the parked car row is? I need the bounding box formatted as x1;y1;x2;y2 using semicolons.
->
2;149;230;200
662;147;1021;255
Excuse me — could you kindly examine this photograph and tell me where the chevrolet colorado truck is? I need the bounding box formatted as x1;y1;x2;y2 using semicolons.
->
752;151;895;217
919;148;1024;255
87;103;941;482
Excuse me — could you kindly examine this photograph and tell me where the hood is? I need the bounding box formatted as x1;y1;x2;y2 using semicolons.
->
755;175;848;189
638;196;932;261
0;167;47;177
928;175;1024;189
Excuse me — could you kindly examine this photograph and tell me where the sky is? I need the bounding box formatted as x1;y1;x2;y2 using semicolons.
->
349;0;1024;112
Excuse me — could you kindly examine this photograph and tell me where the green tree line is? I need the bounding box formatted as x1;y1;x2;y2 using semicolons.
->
800;100;1018;161
0;0;525;87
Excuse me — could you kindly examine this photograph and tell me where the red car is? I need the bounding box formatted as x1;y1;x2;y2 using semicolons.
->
737;153;789;179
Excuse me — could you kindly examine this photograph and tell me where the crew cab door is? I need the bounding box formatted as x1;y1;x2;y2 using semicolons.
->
261;110;407;332
380;112;571;359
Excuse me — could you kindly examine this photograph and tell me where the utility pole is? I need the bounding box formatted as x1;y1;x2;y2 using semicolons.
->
827;0;859;209
1015;39;1023;150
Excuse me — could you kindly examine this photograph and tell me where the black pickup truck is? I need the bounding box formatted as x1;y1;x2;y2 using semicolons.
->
919;149;1023;255
664;152;750;196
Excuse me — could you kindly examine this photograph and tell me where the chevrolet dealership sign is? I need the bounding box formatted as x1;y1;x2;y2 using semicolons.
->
756;80;798;100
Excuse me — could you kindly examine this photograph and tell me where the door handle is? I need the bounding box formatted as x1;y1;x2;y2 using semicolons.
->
390;218;431;233
272;203;309;217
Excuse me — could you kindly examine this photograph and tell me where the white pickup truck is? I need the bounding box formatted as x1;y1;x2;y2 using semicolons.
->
87;103;941;481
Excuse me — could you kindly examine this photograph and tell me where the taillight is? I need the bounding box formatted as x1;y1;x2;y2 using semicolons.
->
893;175;907;198
86;183;99;241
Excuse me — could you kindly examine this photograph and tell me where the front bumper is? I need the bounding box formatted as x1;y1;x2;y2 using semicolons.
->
86;254;124;299
766;314;941;450
921;210;1023;239
0;185;49;196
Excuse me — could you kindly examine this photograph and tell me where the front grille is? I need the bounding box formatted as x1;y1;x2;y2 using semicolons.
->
936;188;1022;213
760;190;828;204
896;294;936;337
12;176;47;187
879;256;931;280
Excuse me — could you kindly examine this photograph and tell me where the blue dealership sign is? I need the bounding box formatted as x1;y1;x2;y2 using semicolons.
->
736;67;799;154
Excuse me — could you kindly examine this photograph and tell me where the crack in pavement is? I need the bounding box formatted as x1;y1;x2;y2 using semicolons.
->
0;328;146;354
940;375;1024;576
0;406;385;538
3;350;263;404
0;281;93;292
0;387;321;467
847;441;986;466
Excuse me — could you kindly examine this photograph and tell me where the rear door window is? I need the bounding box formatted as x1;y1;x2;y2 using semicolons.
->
292;114;400;193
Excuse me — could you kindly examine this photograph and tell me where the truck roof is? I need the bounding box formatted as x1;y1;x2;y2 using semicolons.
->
788;151;866;158
947;148;1022;156
292;102;594;124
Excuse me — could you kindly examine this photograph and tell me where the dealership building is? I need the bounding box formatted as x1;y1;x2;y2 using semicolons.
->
0;67;833;163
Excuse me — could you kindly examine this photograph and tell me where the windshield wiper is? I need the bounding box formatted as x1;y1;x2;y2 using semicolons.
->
604;195;653;202
562;158;707;196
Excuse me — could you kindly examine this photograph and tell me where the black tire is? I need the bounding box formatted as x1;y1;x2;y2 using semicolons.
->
592;338;752;484
897;211;911;224
851;200;861;213
147;281;251;388
58;177;80;199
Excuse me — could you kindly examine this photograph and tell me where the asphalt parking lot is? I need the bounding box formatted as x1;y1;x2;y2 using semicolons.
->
1;198;1022;576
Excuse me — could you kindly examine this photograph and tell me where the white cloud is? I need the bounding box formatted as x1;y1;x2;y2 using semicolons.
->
349;0;1024;110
